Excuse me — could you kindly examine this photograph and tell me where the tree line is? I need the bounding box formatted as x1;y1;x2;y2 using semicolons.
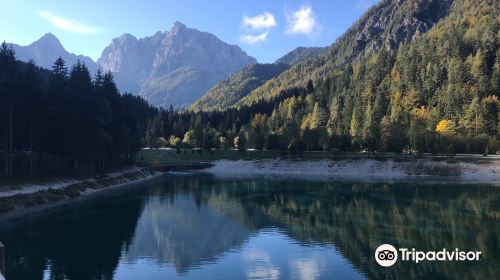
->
0;42;156;179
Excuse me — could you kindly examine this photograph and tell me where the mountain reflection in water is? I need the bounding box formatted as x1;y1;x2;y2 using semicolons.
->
0;174;498;280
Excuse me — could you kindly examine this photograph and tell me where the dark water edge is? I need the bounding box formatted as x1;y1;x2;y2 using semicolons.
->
0;173;498;280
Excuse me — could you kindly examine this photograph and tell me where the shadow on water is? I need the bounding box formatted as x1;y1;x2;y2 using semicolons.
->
0;183;148;280
0;174;498;279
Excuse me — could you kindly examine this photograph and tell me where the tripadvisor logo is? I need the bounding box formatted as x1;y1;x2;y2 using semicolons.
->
375;244;398;267
374;244;482;267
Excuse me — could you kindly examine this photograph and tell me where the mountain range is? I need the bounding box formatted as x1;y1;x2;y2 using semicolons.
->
6;22;331;109
3;0;498;159
6;0;455;111
7;22;257;108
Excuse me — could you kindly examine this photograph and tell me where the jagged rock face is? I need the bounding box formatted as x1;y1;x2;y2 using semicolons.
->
351;0;454;54
97;32;162;94
98;22;257;108
274;47;326;66
9;33;98;73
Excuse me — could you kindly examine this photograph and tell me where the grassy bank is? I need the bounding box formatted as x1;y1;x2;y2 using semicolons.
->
136;148;497;166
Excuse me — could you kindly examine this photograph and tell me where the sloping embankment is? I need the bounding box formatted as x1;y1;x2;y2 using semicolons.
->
0;162;215;216
0;168;160;215
204;158;500;183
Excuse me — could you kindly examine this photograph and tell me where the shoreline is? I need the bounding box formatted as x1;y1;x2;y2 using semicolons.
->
0;167;165;217
1;157;498;217
0;166;150;198
202;158;500;184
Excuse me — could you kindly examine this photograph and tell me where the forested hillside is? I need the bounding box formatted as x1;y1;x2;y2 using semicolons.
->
144;0;499;155
0;43;156;178
190;46;329;112
189;63;290;112
236;0;454;106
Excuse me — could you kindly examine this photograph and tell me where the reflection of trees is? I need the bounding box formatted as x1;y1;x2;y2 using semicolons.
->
162;175;500;280
250;182;500;280
0;187;146;280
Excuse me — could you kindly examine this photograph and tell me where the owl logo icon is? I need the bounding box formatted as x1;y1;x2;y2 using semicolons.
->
375;244;398;267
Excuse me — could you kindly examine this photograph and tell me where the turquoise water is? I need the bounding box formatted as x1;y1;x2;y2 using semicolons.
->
0;174;498;279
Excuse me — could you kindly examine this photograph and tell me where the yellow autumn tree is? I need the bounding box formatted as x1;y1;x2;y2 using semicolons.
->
436;120;455;135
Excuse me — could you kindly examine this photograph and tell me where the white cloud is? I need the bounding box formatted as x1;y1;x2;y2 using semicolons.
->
244;250;280;280
285;6;318;36
243;12;277;30
239;12;276;45
239;31;269;45
289;259;320;280
39;11;102;35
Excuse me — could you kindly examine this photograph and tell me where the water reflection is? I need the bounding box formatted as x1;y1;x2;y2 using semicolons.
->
0;174;498;280
124;195;249;273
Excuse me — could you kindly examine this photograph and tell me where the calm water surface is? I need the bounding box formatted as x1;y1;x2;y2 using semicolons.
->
0;174;498;280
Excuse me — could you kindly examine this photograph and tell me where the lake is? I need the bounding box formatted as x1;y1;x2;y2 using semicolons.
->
0;174;498;280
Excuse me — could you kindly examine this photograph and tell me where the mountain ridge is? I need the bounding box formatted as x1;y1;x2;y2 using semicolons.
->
189;46;327;112
189;63;291;112
274;47;327;65
8;32;98;74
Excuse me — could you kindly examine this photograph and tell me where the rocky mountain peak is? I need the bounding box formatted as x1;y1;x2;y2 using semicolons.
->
117;33;138;42
171;21;188;33
97;23;256;108
31;33;64;49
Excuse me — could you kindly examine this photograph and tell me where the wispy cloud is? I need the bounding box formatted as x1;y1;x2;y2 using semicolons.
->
242;12;277;30
285;6;319;36
355;0;379;11
39;11;102;35
240;12;276;45
240;31;269;45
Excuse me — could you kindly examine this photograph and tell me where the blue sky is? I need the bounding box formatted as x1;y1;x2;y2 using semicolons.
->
0;0;379;63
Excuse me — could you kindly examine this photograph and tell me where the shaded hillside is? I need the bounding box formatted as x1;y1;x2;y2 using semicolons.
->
190;46;327;112
189;63;290;112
